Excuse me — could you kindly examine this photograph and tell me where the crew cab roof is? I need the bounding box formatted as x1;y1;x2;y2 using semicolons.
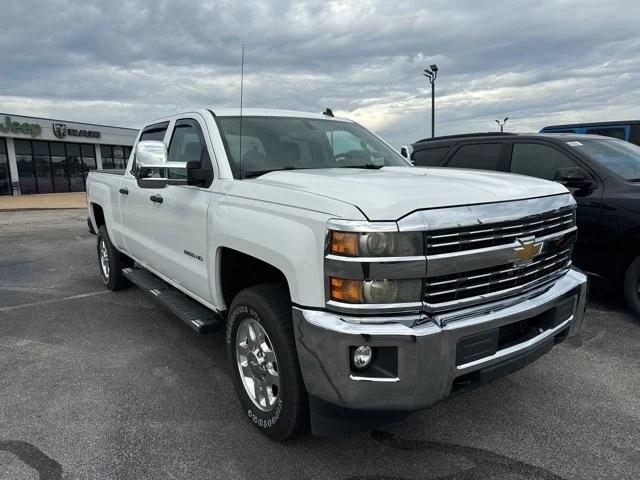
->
145;108;354;125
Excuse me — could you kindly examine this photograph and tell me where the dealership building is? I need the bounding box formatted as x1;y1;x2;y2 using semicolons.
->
0;113;139;196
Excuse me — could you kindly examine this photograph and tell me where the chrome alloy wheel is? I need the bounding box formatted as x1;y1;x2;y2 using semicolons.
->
99;238;110;281
235;318;280;412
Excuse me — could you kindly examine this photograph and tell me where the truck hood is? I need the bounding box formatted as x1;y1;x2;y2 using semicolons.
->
250;167;569;220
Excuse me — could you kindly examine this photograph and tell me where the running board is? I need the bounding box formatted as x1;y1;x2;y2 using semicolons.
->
122;267;223;334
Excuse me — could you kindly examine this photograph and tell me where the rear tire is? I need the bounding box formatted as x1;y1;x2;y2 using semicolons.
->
623;254;640;318
97;225;132;291
226;283;308;441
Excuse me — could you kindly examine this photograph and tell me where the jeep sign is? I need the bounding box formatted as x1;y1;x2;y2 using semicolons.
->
0;116;41;137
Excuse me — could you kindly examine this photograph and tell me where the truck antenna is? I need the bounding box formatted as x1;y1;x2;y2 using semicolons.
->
239;43;245;179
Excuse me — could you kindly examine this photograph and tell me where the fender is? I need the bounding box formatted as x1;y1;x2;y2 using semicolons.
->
209;194;355;310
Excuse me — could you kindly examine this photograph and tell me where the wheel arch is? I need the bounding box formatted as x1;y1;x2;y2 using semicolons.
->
217;247;292;310
615;233;640;284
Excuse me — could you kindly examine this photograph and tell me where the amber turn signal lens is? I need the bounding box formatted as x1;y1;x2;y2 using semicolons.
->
330;231;359;256
330;277;362;303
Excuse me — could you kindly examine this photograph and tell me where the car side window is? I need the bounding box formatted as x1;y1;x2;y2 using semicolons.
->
446;143;502;170
412;146;450;166
510;143;577;180
131;121;169;172
167;118;213;184
585;127;626;140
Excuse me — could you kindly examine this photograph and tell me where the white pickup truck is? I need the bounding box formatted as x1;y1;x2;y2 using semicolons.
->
87;108;587;440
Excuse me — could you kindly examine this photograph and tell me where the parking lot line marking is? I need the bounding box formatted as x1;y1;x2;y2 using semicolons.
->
0;290;110;313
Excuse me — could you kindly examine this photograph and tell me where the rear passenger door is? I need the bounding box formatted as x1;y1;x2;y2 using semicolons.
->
507;141;604;273
444;142;509;171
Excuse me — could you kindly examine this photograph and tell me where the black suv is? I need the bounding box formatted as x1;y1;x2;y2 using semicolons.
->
407;132;640;317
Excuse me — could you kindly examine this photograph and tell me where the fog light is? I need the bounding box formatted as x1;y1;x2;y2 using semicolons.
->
352;345;373;370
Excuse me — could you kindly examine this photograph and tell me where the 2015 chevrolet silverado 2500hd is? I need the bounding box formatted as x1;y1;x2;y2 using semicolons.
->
86;108;587;440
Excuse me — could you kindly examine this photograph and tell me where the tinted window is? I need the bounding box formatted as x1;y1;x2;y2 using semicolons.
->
140;122;169;142
510;143;577;180
585;127;626;140
412;146;450;166
447;143;501;170
629;125;640;146
542;128;578;134
167;119;213;184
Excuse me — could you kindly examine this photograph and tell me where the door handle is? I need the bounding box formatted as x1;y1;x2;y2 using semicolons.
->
119;188;129;195
150;194;163;204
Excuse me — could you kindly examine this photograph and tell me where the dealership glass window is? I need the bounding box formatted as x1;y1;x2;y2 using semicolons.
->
15;139;35;194
65;143;84;192
510;143;577;181
0;138;11;195
101;145;129;170
32;141;54;194
50;142;69;193
446;143;502;170
81;144;97;186
14;139;99;194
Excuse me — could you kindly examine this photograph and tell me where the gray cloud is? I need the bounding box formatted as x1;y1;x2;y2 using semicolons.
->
1;0;639;146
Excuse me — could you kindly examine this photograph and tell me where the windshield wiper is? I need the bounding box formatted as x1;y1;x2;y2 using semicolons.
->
241;166;299;179
625;178;640;182
336;164;384;170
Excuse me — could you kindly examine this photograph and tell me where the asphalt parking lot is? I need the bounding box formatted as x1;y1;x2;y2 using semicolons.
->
1;210;639;480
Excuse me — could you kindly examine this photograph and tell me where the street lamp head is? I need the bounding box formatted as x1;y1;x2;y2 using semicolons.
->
495;120;500;124
430;64;438;72
504;117;509;123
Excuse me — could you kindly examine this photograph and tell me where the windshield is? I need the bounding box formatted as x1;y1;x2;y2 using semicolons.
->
216;116;410;178
569;138;640;180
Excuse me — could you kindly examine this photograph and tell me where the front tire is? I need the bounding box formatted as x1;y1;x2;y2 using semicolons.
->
624;255;640;318
226;283;308;440
96;225;132;291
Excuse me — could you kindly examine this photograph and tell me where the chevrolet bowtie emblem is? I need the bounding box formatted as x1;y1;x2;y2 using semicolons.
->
514;237;543;265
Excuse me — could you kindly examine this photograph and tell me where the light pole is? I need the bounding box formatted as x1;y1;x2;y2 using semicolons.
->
423;64;438;138
495;117;509;132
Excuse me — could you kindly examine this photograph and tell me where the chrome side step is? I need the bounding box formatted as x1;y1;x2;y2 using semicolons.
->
122;267;223;334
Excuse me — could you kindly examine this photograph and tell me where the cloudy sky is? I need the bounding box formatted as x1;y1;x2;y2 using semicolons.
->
1;0;639;146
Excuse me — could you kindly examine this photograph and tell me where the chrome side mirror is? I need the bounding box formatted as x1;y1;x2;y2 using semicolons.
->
135;141;188;188
136;141;169;169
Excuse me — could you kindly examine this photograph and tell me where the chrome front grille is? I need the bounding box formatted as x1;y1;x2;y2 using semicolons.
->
424;207;576;255
423;248;572;310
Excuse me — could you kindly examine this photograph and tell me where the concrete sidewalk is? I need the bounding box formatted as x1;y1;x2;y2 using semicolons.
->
0;192;87;211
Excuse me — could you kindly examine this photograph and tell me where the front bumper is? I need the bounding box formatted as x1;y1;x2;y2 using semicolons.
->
293;268;587;412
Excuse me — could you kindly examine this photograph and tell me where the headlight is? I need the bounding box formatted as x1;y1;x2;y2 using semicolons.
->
330;277;422;304
330;231;423;257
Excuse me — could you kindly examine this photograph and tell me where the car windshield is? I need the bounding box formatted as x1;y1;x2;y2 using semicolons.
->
569;138;640;180
216;116;410;178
